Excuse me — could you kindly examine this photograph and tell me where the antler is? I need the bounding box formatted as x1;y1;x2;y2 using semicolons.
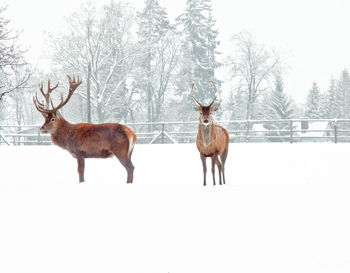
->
33;92;55;115
191;83;202;106
39;80;59;107
33;75;82;116
52;75;82;113
208;80;218;107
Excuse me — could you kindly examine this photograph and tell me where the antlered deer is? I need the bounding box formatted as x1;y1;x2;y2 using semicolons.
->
192;81;229;186
33;75;137;183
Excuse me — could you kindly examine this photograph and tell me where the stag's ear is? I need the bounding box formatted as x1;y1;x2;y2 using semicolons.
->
193;104;200;111
40;112;49;118
211;103;220;112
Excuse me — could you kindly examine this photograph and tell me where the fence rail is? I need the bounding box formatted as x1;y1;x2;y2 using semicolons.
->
1;119;350;145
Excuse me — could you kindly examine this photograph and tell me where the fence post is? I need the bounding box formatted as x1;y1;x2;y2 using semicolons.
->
290;120;293;143
38;126;42;145
245;120;250;142
334;119;338;144
161;123;165;144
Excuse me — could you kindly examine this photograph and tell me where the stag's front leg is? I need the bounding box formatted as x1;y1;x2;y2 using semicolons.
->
77;158;85;183
200;153;207;186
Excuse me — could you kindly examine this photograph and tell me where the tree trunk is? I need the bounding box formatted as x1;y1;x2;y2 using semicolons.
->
86;63;92;123
147;50;153;132
97;103;104;123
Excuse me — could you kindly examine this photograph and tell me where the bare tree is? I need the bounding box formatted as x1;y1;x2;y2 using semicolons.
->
155;39;178;121
0;5;30;101
226;32;281;120
48;1;139;123
0;73;30;100
145;34;179;122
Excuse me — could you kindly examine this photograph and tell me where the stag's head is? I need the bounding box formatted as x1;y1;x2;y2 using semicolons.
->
33;75;82;134
191;81;220;127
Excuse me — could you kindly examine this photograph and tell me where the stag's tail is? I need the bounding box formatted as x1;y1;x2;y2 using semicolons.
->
128;133;137;159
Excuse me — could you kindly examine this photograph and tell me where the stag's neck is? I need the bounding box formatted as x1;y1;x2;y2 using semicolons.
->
198;123;215;147
51;118;73;148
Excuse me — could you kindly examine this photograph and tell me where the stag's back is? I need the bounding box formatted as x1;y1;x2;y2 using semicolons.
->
52;121;136;159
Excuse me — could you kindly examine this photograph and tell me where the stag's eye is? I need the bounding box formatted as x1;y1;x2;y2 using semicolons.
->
51;118;55;122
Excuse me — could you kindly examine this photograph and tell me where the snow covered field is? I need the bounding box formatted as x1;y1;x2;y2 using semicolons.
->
1;143;350;273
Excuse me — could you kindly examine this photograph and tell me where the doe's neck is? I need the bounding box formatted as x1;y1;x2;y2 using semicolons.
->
198;123;214;146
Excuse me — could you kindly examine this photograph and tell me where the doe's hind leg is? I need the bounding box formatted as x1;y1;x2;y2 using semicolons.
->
215;156;223;185
220;149;228;184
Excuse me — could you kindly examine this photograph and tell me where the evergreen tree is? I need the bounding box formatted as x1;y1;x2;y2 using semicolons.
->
175;0;221;120
264;74;295;141
227;89;247;137
324;77;337;118
335;69;350;118
268;74;294;119
229;89;247;120
318;93;329;119
305;82;321;118
136;0;176;126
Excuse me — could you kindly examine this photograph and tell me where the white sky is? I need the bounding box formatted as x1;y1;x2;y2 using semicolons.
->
6;0;350;103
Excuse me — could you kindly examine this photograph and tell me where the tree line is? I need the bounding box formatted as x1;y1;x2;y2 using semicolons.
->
0;0;349;129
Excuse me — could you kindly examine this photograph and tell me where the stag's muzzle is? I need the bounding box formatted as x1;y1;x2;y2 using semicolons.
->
40;126;48;134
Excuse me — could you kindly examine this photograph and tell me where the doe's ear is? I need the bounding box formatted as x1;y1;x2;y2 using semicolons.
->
211;103;220;112
193;104;200;112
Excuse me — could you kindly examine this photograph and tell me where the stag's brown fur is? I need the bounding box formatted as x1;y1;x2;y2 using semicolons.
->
34;76;136;183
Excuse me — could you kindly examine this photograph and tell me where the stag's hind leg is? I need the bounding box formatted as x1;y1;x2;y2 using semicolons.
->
112;144;134;183
117;155;134;183
113;150;134;184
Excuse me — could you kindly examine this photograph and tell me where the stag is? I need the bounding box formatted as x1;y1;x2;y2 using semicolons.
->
33;75;136;183
191;81;229;186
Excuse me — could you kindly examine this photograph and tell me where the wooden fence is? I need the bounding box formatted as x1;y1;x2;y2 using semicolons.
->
1;119;350;145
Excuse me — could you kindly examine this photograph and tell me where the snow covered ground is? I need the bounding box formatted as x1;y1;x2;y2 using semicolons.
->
1;143;350;273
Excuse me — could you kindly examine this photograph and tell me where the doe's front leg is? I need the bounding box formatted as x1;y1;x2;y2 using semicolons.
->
200;153;207;186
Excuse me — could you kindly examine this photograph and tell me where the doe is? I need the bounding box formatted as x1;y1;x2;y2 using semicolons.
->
192;81;229;186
